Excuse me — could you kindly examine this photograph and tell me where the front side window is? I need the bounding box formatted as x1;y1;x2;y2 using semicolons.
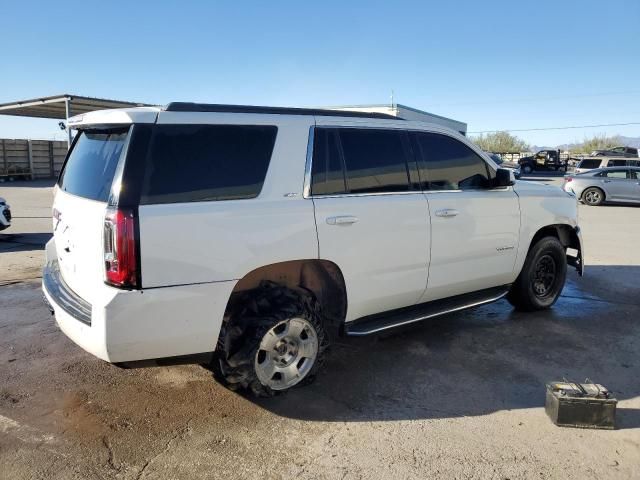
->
140;125;277;204
58;128;129;202
414;132;491;190
310;128;412;195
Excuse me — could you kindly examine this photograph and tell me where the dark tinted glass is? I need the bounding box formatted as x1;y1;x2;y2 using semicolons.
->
608;159;627;167
628;160;640;167
140;125;277;204
338;129;410;193
578;159;601;169
311;129;346;195
414;132;490;190
58;128;129;202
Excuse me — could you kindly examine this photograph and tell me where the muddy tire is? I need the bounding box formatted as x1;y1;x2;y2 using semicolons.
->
211;281;328;397
582;187;604;206
507;236;567;312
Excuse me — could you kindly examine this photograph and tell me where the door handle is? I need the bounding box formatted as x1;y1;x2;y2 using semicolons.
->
435;208;459;218
603;180;612;183
326;215;358;225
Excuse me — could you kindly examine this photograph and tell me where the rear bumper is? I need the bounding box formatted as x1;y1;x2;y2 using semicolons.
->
43;238;237;363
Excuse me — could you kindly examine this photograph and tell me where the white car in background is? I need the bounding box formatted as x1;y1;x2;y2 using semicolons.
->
0;197;11;231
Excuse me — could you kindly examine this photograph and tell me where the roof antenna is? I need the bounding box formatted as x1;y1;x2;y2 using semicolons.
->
390;89;395;110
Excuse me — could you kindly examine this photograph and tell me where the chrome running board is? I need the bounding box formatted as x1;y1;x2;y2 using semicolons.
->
345;285;509;336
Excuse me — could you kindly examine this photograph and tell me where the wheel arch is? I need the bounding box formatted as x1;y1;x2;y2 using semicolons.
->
225;259;348;337
528;224;583;276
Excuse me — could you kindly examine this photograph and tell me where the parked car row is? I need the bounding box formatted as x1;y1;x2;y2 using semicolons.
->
563;167;640;206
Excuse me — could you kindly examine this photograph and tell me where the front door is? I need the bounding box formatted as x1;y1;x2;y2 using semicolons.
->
410;131;520;303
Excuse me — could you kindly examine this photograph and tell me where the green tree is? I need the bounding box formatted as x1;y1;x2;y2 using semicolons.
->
570;134;621;154
471;131;529;153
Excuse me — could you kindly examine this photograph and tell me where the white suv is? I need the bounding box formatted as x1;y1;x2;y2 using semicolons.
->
43;103;584;396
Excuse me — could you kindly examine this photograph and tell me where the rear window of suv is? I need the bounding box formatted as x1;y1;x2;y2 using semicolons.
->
58;128;130;202
140;125;277;204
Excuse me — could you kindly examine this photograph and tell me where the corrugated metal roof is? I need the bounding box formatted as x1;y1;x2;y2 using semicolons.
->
0;94;154;119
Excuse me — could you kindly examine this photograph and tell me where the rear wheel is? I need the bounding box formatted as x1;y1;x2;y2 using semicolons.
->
582;187;604;206
507;236;567;311
211;281;327;397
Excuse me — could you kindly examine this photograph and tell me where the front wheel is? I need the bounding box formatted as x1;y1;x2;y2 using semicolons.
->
522;164;533;174
211;282;327;397
507;236;567;311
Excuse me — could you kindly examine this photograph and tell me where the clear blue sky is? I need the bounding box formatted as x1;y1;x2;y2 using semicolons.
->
1;0;639;147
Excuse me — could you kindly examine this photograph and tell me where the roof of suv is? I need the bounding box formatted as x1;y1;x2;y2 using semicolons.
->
163;102;400;119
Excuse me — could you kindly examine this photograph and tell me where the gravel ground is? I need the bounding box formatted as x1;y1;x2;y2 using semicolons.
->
0;175;639;479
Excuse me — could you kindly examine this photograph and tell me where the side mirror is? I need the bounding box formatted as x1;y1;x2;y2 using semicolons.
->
494;168;515;187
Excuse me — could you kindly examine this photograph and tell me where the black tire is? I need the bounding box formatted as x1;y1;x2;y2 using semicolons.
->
211;281;328;397
507;236;567;311
582;187;604;206
522;164;533;174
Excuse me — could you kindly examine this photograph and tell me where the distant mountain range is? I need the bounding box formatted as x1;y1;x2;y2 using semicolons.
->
531;136;640;152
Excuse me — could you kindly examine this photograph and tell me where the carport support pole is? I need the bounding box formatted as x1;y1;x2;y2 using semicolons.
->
65;98;72;147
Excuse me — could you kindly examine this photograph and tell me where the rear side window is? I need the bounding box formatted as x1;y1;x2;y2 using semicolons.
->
578;159;601;169
58;128;129;202
629;160;640;167
339;129;411;194
608;159;627;167
414;132;491;190
140;125;277;204
311;129;346;195
596;169;629;179
310;128;412;195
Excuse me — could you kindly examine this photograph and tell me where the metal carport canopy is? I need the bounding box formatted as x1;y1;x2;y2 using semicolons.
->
0;94;154;144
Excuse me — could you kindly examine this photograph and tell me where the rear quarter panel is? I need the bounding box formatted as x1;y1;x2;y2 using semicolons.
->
138;115;318;287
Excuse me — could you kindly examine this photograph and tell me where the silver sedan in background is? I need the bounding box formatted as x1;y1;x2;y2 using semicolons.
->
563;167;640;206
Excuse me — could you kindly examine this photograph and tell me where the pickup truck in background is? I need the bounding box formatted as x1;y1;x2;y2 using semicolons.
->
519;149;566;174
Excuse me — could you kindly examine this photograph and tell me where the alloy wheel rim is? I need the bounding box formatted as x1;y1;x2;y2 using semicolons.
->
254;317;318;390
585;190;601;204
532;254;557;297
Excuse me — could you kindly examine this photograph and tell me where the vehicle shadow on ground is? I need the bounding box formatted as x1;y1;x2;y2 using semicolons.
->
0;232;51;253
254;267;640;427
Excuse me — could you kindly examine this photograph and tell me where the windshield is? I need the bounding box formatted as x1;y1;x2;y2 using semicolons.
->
58;128;130;202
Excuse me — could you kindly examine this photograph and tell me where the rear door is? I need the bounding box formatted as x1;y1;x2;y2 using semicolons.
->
53;128;130;301
310;125;430;322
411;131;520;302
600;169;637;201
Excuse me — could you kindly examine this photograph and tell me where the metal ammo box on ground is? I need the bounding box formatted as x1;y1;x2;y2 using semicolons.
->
545;382;617;429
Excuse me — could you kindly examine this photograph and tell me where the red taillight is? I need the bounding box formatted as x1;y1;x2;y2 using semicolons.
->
103;207;138;288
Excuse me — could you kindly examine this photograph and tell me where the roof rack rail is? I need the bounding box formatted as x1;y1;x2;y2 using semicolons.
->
163;102;401;120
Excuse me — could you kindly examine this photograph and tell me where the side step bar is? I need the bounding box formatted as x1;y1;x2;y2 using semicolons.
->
345;285;510;336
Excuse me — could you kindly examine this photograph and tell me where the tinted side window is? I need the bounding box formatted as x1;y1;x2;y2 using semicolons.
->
608;159;627;167
140;125;277;204
311;129;346;195
338;129;411;193
58;128;129;202
578;159;601;169
414;132;491;190
629;160;640;167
